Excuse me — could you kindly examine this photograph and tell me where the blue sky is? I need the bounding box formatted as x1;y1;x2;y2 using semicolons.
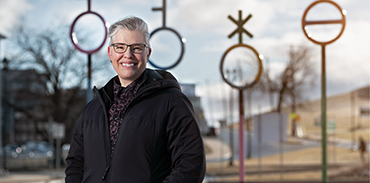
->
0;0;369;121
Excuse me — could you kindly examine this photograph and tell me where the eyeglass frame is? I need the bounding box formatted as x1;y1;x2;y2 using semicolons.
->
110;43;150;54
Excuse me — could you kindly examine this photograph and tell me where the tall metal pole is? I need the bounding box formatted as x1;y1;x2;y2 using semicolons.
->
258;106;262;178
206;80;214;122
220;82;228;171
321;45;327;183
0;34;6;174
1;58;8;172
220;11;263;182
351;92;356;149
246;90;252;159
279;112;284;180
70;0;108;104
302;2;346;182
238;89;245;182
87;54;92;103
229;87;234;166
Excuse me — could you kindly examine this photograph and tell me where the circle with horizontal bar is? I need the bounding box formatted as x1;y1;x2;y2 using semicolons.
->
302;0;346;45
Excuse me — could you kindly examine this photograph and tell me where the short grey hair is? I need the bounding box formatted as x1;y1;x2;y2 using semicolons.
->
108;16;150;46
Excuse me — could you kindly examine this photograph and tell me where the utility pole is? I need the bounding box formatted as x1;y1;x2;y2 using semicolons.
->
0;33;7;175
1;58;8;173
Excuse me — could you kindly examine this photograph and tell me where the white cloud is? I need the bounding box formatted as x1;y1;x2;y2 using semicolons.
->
0;0;368;111
326;20;370;89
165;0;275;36
0;0;32;36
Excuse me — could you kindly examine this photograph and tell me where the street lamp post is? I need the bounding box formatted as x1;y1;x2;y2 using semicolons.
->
1;57;8;173
0;33;6;174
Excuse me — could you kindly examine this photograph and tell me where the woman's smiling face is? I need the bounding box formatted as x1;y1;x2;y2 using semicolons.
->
108;29;151;87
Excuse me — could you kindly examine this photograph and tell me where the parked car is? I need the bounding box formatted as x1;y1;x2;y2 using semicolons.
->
5;141;54;169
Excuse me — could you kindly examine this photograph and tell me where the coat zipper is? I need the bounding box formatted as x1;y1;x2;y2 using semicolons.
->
94;87;112;182
101;163;111;181
96;77;161;182
97;87;144;182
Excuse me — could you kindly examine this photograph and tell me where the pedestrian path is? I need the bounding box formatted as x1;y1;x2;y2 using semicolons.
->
0;170;64;183
203;137;232;163
0;174;63;183
0;137;230;183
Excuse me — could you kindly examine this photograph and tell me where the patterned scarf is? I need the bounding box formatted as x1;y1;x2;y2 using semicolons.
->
108;74;144;156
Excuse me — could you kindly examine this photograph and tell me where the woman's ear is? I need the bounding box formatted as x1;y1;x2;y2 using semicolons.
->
146;48;152;61
108;46;113;62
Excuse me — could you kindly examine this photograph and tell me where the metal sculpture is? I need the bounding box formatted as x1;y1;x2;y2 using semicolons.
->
302;1;346;182
69;0;108;102
150;0;185;70
220;10;263;182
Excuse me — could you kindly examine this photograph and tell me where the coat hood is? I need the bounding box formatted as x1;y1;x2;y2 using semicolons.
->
94;69;181;108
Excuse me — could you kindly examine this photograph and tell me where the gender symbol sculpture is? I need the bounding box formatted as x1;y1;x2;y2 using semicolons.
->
150;0;185;70
220;10;263;182
69;0;108;102
301;1;346;182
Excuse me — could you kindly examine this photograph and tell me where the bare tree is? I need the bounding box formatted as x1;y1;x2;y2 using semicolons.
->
7;22;108;142
260;45;316;136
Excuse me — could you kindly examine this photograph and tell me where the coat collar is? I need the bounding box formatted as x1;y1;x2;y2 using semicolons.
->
94;68;180;108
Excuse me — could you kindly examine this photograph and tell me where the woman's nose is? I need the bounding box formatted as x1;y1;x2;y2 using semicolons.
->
123;47;133;58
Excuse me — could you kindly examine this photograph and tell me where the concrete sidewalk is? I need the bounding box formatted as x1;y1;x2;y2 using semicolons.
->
0;170;64;183
0;137;230;183
203;137;232;163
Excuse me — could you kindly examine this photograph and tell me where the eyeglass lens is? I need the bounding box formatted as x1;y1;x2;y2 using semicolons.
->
113;43;146;54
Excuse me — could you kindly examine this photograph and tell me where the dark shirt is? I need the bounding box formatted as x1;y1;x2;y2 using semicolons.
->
108;75;144;155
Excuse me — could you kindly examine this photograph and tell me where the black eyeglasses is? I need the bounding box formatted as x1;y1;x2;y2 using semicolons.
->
110;43;149;54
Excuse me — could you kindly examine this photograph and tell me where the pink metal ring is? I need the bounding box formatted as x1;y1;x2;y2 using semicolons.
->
70;11;108;54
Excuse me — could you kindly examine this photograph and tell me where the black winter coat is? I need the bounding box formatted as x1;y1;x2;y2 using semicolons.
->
65;69;206;183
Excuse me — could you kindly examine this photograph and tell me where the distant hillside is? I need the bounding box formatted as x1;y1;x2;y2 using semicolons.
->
281;85;369;132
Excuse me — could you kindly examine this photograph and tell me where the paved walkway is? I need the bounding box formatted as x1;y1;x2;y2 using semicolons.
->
203;137;232;163
0;136;367;182
0;170;64;183
0;137;230;183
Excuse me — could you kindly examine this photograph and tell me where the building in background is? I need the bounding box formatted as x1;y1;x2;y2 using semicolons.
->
1;68;48;144
281;85;370;139
180;83;210;135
